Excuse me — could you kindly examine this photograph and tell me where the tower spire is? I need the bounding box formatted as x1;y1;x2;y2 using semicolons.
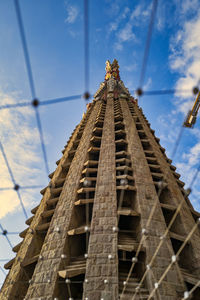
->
1;61;200;300
105;59;120;81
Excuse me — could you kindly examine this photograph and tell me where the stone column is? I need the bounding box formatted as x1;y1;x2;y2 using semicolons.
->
83;94;118;300
120;98;185;299
23;101;101;300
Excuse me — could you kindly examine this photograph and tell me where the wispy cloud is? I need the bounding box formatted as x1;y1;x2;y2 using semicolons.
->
108;6;130;35
123;63;137;72
181;0;199;14
113;3;151;51
0;91;47;218
169;11;200;113
143;77;152;90
163;7;200;211
64;2;79;24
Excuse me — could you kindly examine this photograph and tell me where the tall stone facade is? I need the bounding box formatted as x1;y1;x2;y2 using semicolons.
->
1;60;200;300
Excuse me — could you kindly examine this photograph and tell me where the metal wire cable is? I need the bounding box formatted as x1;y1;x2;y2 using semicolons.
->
40;94;83;106
0;224;13;249
84;0;89;94
147;218;200;299
0;267;6;276
119;100;195;298
131;191;189;300
34;107;49;176
0;232;20;235
0;89;195;111
14;0;51;179
130;119;200;299
0;94;83;111
130;88;192;97
0;185;42;191
14;0;36;99
189;161;200;189
0;2;199;299
142;89;191;96
0;101;31;111
181;280;200;300
0;260;11;262
138;0;158;88
171;122;185;160
0;141;28;219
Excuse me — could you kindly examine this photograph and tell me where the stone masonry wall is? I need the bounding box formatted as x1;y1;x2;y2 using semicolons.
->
23;101;101;299
0;107;86;300
120;98;185;299
135;104;200;276
83;95;118;300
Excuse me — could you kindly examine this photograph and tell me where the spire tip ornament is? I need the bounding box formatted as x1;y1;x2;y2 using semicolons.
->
105;59;120;81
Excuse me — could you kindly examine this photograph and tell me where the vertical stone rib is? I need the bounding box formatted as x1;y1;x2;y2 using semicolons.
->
0;108;86;300
120;97;185;299
23;101;101;299
83;96;118;300
135;105;200;275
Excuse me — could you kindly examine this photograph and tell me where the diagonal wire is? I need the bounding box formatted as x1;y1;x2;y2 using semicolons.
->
16;190;28;218
0;266;6;276
0;185;42;191
0;224;13;249
130;89;192;97
34;107;49;176
40;94;83;106
139;0;158;88
171;122;185;160
147;217;200;299
142;89;191;96
0;232;20;235
20;185;43;190
189;161;200;189
84;0;89;93
14;0;50;178
0;260;11;262
0;94;83;111
0;141;28;219
0;142;15;183
119;99;192;299
0;101;30;111
14;0;36;99
181;280;200;300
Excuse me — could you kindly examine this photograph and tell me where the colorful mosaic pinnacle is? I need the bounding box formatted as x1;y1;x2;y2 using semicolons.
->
1;61;200;300
105;59;120;81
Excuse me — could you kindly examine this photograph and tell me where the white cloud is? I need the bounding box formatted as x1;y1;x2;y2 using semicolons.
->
170;11;200;113
65;2;79;24
182;142;200;166
123;63;137;72
108;6;130;35
118;23;136;42
130;3;151;25
167;8;200;211
114;3;151;51
181;0;199;14
0;91;47;218
143;77;152;90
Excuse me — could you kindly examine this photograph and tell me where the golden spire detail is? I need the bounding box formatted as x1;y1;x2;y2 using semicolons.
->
105;59;120;81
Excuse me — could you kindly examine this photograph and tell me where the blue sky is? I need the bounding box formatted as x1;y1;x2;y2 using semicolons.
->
1;0;200;286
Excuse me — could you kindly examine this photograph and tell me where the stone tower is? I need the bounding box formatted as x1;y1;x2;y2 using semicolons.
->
1;60;200;300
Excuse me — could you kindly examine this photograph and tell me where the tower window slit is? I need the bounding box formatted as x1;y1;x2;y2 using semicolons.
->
77;191;95;200
136;123;143;130
88;153;99;161
117;190;137;210
116;144;127;152
69;234;87;258
159;187;174;205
